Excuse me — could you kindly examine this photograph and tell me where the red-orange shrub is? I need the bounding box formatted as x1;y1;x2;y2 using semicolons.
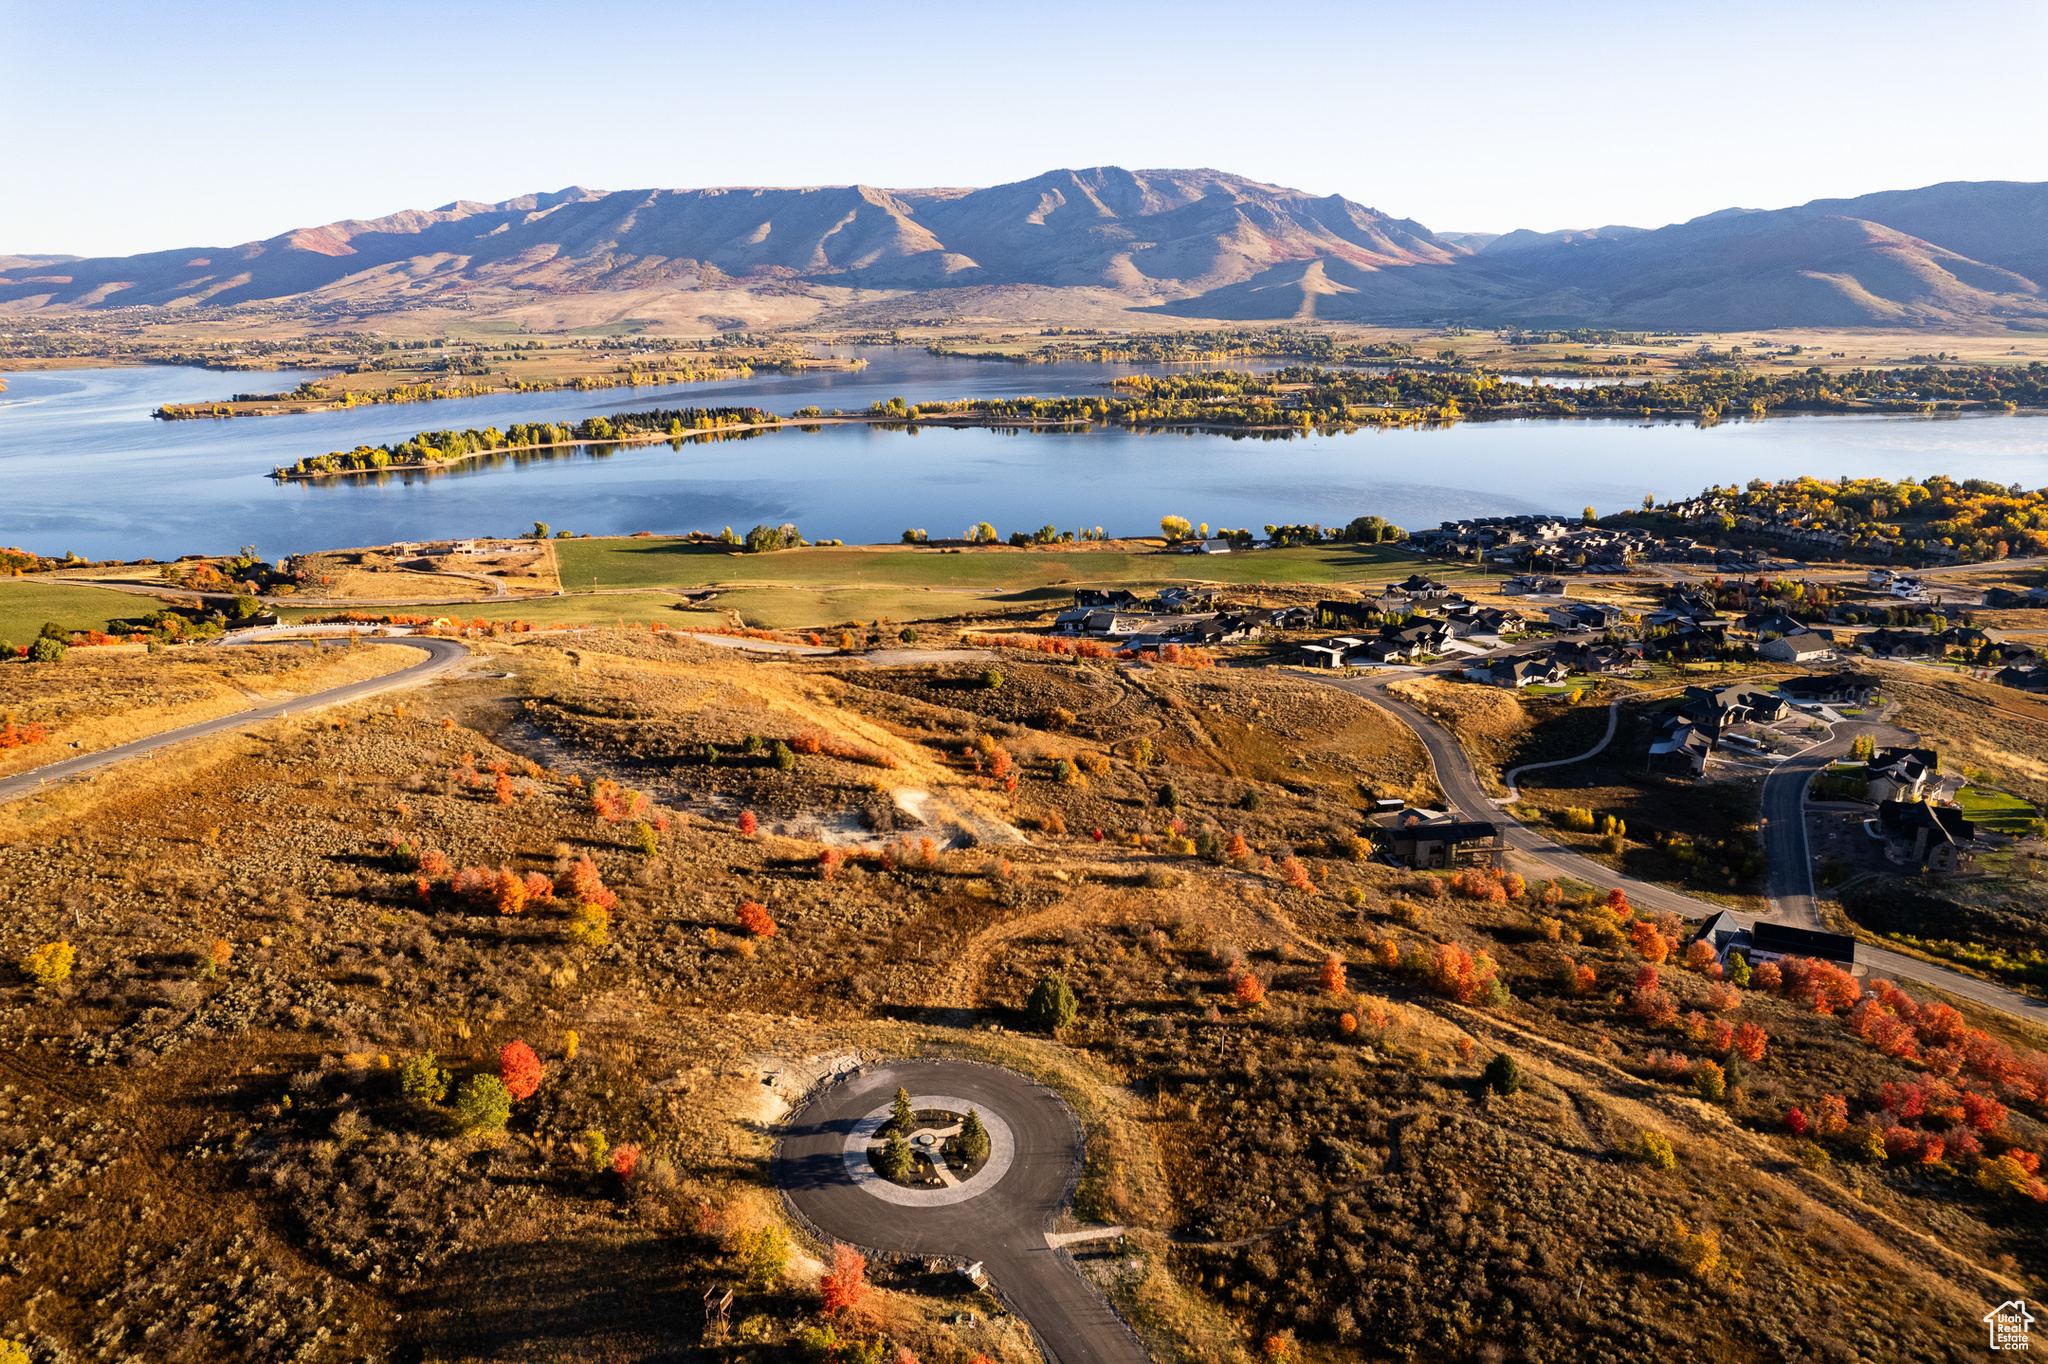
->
821;1243;868;1313
500;1040;543;1100
1733;1022;1768;1062
1319;953;1346;996
738;901;777;938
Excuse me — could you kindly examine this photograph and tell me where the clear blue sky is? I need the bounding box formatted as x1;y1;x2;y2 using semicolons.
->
4;0;2044;258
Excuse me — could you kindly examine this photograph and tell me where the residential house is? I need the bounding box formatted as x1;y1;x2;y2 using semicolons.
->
1984;586;2048;610
1299;637;1366;668
1690;911;1857;968
1779;671;1881;707
1877;800;1975;871
1379;809;1506;870
1982;641;2041;668
1648;720;1715;777
1759;630;1835;663
1743;610;1810;638
1466;655;1571;689
1156;586;1219;612
1682;684;1786;735
1888;576;1932;600
1859;628;1940;657
1867;747;1940;803
1053;609;1162;636
1934;626;1998;653
1995;664;2048;692
1074;588;1141;610
1750;922;1858;967
1258;605;1316;631
1176;614;1261;646
1444;604;1527;638
1545;602;1627;632
1552;640;1633;675
1182;539;1235;554
1501;575;1567;597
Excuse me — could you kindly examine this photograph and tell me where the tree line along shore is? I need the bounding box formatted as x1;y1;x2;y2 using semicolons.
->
274;360;2048;479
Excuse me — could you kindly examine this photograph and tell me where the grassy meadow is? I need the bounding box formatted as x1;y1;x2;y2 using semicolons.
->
553;536;1497;596
0;579;159;644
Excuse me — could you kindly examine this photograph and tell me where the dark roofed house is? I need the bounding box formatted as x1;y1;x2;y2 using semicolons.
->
1546;602;1626;632
1074;588;1141;610
1682;684;1786;735
1157;586;1219;612
1690;911;1856;968
1995;664;2048;692
1779;671;1881;708
1380;809;1505;870
1859;628;1939;657
1867;747;1939;803
1878;800;1976;872
1749;922;1857;967
1465;655;1570;689
1648;719;1715;777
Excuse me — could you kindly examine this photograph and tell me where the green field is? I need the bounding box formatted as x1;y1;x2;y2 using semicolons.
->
0;579;158;645
280;593;728;632
1955;785;2039;834
552;537;1491;595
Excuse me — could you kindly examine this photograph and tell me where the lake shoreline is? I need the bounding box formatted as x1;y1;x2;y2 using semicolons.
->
269;399;2041;484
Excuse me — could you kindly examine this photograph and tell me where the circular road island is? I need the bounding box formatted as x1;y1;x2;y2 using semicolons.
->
775;1059;1152;1364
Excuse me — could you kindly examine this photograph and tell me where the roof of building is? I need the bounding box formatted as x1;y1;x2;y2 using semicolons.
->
1750;922;1857;965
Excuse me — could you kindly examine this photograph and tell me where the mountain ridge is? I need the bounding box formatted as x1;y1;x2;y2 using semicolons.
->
4;169;2044;330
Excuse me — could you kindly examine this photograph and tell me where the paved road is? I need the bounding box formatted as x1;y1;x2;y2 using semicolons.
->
1758;722;1860;927
776;1060;1150;1364
1312;667;2048;1026
0;636;468;806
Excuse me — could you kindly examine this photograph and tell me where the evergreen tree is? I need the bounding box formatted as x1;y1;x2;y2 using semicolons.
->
1482;1051;1521;1096
1027;971;1079;1033
876;1133;914;1181
958;1108;991;1162
890;1086;915;1136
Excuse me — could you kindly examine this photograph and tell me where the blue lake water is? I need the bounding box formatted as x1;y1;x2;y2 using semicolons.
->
2;347;2044;560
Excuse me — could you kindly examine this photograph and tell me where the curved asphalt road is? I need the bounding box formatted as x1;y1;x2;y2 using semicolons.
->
1314;667;2048;1027
776;1060;1151;1364
0;636;468;806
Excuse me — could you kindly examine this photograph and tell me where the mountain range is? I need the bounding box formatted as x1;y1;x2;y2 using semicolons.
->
5;168;2045;331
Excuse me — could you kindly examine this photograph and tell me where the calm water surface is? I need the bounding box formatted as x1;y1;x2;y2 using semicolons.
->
3;348;2044;559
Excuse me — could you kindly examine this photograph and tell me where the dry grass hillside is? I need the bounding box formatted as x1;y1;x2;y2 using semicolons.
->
0;631;2041;1364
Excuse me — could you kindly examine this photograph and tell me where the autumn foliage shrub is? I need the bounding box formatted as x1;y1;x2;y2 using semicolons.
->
18;941;74;986
590;779;650;823
1422;942;1506;1006
1734;1022;1769;1062
820;1243;868;1314
453;866;529;915
1279;857;1315;893
557;856;617;911
737;900;776;938
0;719;51;748
790;730;899;769
1319;953;1347;996
1234;971;1267;1007
499;1041;543;1100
